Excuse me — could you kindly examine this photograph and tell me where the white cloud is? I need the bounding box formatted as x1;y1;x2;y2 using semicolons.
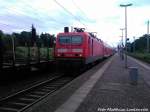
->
0;0;150;46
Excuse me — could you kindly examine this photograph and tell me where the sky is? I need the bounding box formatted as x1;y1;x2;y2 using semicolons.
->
0;0;150;47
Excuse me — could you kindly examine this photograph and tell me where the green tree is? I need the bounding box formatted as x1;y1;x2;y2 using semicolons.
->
31;24;37;46
40;33;55;47
131;34;150;52
20;31;31;46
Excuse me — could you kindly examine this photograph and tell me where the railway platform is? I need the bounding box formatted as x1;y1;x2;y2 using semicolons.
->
25;54;150;112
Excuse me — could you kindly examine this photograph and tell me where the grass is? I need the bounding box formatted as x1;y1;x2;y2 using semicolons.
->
128;52;150;63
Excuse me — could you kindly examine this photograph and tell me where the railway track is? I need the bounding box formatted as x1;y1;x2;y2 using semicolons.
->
0;74;74;112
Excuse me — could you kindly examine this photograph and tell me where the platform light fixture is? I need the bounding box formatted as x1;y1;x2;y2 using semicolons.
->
120;3;133;68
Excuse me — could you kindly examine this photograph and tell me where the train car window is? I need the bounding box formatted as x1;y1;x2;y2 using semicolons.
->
59;36;71;44
71;36;82;44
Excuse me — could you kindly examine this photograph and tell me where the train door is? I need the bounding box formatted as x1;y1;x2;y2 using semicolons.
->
102;43;105;57
88;37;93;56
88;37;91;56
92;39;93;56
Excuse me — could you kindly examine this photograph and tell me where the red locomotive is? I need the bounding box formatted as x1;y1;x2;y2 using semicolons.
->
54;27;113;66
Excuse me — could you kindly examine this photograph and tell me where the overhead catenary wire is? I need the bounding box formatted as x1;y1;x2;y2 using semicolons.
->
21;0;68;26
1;0;90;32
2;7;66;29
71;0;91;21
53;0;88;29
1;1;69;31
1;1;57;28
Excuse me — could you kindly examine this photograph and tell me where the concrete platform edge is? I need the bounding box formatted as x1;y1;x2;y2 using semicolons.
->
54;55;114;112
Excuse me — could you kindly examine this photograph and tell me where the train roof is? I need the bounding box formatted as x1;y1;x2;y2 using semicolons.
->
57;27;104;43
57;31;88;36
58;32;103;42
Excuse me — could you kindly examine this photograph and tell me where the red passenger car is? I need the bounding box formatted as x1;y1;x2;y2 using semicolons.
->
103;43;113;58
54;27;112;66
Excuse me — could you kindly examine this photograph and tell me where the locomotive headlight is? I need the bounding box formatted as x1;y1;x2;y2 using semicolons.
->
79;54;82;57
72;49;83;53
57;48;67;53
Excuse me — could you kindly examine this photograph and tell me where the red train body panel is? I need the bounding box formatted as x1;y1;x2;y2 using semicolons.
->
54;28;113;65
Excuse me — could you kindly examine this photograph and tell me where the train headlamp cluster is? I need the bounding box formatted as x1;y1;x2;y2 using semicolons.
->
57;48;83;53
57;48;67;53
72;49;83;53
57;53;82;57
57;54;61;56
79;54;82;57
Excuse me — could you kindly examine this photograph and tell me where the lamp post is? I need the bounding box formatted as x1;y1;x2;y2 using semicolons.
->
133;36;135;52
120;3;132;68
147;20;149;53
120;28;124;60
120;28;124;47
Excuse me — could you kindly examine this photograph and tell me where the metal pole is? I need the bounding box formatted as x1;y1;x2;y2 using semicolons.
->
27;42;31;66
120;3;132;68
12;34;16;67
47;34;49;61
147;20;149;53
37;46;40;63
125;7;128;68
120;28;124;47
120;28;124;60
37;36;40;64
0;34;3;69
133;36;135;52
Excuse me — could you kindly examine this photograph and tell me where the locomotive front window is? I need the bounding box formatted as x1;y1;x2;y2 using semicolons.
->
59;36;71;44
59;35;82;44
71;36;82;44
